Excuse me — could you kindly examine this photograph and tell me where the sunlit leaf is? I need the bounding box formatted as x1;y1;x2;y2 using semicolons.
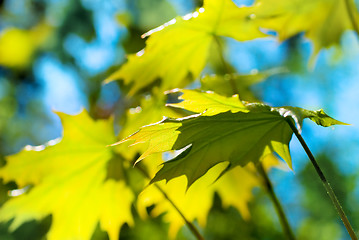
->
116;93;258;238
106;0;265;95
0;111;134;240
117;90;346;188
299;108;349;127
128;109;292;188
119;90;286;238
137;161;261;238
271;105;349;130
166;88;248;115
252;0;359;57
167;90;349;129
116;94;183;161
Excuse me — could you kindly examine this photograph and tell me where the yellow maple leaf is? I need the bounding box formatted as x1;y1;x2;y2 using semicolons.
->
0;111;134;240
106;0;265;95
137;157;282;238
252;0;359;56
114;93;184;162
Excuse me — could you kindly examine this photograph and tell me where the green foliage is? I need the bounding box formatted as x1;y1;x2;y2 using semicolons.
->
118;90;345;187
106;0;265;95
0;111;134;240
252;0;359;56
0;0;356;239
166;89;248;115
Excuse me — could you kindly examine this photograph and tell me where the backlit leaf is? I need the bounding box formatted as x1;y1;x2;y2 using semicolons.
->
133;110;292;188
118;94;260;238
106;0;265;95
0;111;134;240
137;161;261;238
117;90;346;188
166;88;248;115
299;108;349;127
253;0;359;56
116;94;184;161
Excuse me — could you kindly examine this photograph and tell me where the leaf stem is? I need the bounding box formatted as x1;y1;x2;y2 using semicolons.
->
257;162;296;240
213;36;240;98
135;164;205;240
286;118;358;240
344;0;359;37
215;35;295;239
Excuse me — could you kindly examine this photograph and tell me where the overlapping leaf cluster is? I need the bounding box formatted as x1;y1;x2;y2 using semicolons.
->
0;0;353;239
107;0;359;95
119;90;345;187
106;0;265;95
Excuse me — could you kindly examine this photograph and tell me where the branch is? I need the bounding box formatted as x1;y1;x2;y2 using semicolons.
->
213;36;240;98
135;164;205;240
286;118;358;240
257;163;296;240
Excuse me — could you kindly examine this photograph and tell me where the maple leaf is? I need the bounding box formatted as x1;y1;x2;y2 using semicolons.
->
116;90;347;188
165;88;248;115
0;111;134;240
137;161;262;238
116;94;184;161
252;0;359;56
117;90;281;238
106;0;265;95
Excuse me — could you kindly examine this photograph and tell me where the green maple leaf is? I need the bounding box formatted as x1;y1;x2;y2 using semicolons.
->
0;111;134;240
252;0;359;56
116;90;347;188
116;90;266;237
106;0;265;95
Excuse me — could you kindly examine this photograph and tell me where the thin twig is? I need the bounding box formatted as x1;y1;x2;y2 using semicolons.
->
213;36;240;98
286;118;358;240
257;163;296;240
135;164;205;240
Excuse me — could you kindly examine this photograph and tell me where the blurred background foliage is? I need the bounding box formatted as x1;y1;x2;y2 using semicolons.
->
0;0;358;239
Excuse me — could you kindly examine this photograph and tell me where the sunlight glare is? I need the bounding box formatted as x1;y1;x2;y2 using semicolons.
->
8;186;30;197
141;18;177;38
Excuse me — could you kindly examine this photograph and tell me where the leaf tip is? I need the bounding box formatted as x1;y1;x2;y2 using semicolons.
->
103;74;117;85
309;109;350;127
133;155;145;166
107;132;137;148
106;142;120;147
